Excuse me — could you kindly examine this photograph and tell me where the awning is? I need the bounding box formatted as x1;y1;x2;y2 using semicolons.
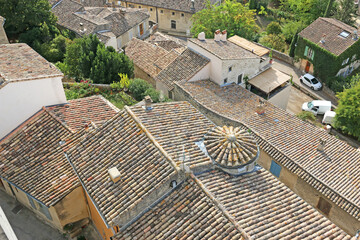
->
228;35;269;57
249;68;290;94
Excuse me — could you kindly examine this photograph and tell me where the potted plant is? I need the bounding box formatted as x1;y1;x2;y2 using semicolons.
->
244;76;251;90
269;49;273;64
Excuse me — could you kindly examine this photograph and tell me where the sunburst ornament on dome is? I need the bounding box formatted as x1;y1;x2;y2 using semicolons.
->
204;126;259;169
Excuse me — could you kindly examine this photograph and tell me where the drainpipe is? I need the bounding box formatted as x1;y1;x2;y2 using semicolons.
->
156;6;158;24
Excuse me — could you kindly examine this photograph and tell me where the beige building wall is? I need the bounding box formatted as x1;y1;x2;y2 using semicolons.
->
0;18;8;44
121;2;193;35
133;65;156;87
117;20;148;49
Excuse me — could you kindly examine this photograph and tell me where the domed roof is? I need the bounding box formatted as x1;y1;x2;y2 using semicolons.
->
204;126;258;168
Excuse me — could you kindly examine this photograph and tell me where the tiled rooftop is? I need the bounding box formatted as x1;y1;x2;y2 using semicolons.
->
65;108;178;225
114;177;246;240
130;102;214;168
122;0;218;13
188;38;259;60
146;32;186;53
198;169;353;239
155;48;210;90
178;79;360;220
0;44;62;82
299;17;359;56
125;38;173;77
0;96;117;206
46;95;118;132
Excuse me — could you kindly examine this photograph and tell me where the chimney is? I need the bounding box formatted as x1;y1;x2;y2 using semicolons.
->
190;0;195;12
144;95;153;110
220;30;227;42
198;32;205;41
255;99;265;115
317;138;326;152
112;1;116;11
108;167;121;183
214;29;221;42
80;22;85;33
353;30;358;40
320;34;326;44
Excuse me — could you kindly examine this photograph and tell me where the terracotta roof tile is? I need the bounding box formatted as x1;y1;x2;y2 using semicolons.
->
130;102;214;168
198;169;353;239
0;96;117;206
188;38;259;60
65;108;177;225
155;48;210;90
114;178;246;240
299;17;359;56
125;38;171;77
178;79;360;220
0;43;62;82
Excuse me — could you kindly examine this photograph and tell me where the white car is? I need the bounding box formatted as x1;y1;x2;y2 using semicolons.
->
300;73;322;90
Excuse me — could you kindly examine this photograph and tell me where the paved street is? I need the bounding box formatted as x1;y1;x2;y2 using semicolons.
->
0;189;66;240
272;59;338;105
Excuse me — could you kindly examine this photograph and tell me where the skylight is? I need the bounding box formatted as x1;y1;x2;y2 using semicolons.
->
339;31;350;38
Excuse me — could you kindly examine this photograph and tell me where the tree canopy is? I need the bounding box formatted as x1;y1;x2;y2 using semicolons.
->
334;75;360;140
0;0;57;38
191;0;260;40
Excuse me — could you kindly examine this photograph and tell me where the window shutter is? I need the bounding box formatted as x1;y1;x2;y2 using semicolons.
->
311;51;315;60
304;46;308;57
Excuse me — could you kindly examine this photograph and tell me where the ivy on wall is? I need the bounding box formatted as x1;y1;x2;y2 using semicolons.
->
295;36;360;91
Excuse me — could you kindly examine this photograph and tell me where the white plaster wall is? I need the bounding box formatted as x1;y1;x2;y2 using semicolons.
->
222;58;260;85
187;41;223;85
0;77;67;139
106;36;117;51
188;63;210;82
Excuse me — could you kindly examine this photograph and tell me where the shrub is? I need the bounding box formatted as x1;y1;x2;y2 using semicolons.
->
297;111;316;122
144;88;161;103
266;22;282;35
128;78;152;101
259;34;287;52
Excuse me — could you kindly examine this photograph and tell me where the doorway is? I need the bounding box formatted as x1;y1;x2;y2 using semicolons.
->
305;61;311;73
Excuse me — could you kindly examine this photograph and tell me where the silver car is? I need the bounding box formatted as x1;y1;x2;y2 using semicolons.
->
300;73;322;90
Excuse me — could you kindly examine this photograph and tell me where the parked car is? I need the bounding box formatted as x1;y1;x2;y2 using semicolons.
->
300;73;322;90
302;100;331;115
322;111;336;125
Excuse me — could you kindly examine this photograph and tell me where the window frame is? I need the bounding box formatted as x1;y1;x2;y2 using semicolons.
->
269;160;282;178
171;20;176;29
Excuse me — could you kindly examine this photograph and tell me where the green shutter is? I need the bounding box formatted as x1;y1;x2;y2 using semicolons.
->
304;46;308;57
311;50;315;60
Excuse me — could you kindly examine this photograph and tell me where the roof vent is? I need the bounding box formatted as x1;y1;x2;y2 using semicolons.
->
198;32;205;41
214;29;221;42
320;34;326;44
353;30;358;40
220;30;227;42
108;167;121;183
79;22;86;33
317;138;326;152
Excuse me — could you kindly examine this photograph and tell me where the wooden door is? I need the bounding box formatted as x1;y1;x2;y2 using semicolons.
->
305;61;311;73
139;23;144;36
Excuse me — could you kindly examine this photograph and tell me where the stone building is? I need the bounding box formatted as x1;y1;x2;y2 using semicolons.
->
0;43;66;139
0;16;8;44
0;95;118;235
50;0;150;51
294;17;360;79
174;79;360;235
64;100;353;239
118;0;220;36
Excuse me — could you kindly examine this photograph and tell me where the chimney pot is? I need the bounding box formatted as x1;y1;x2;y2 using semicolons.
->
214;29;221;42
255;99;265;115
317;138;326;152
108;167;121;183
198;32;205;41
220;30;227;42
144;95;153;110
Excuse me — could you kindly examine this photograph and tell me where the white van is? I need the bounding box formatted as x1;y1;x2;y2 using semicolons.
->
302;100;331;115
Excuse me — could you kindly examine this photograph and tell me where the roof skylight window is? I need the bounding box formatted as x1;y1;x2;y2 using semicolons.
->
339;31;350;38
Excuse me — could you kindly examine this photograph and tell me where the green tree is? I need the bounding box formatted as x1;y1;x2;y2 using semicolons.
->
324;0;335;17
333;0;356;25
0;0;57;38
259;34;287;52
266;22;282;35
128;78;152;101
288;33;298;57
334;81;360;140
280;0;328;24
191;0;260;40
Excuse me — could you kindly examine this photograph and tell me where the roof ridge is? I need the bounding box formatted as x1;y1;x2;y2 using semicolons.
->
190;173;251;240
124;106;181;172
43;106;75;133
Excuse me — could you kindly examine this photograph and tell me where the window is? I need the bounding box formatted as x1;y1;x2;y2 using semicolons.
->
342;58;349;66
228;66;232;72
150;8;153;11
339;31;350;38
224;78;228;84
237;74;243;84
269;160;281;178
317;197;332;216
138;5;141;8
304;46;314;60
160;10;163;13
169;91;173;99
181;13;184;17
172;12;175;15
171;20;176;29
